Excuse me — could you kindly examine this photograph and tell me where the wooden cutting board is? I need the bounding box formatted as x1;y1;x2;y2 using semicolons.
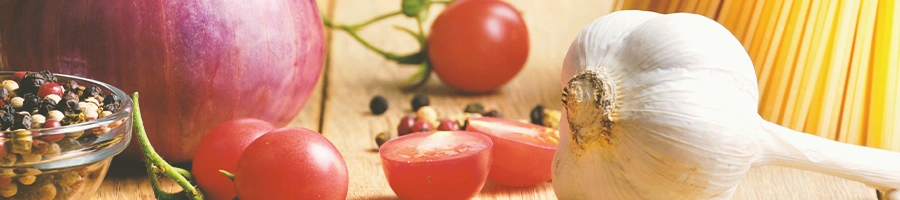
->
91;0;877;199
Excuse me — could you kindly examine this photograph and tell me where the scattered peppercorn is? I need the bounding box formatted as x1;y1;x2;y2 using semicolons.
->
397;116;416;137
415;106;438;125
437;119;460;131
369;95;388;115
483;110;502;118
375;131;391;147
530;104;545;125
410;94;430;111
411;119;433;133
463;102;485;114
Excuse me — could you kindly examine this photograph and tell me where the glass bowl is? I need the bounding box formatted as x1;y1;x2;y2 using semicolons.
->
0;71;132;200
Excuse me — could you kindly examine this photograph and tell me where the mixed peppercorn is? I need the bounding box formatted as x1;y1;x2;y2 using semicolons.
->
371;94;562;147
0;71;124;200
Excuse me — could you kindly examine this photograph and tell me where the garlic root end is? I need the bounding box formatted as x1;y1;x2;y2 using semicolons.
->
563;69;616;150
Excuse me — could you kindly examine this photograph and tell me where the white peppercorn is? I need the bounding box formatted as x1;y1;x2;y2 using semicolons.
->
416;106;438;126
47;110;64;121
44;94;61;104
1;80;18;95
9;97;24;108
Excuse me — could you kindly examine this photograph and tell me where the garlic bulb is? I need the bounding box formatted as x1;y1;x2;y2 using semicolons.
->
553;10;900;200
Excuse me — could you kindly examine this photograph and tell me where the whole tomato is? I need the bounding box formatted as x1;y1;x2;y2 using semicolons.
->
192;119;275;200
234;127;349;199
428;0;529;93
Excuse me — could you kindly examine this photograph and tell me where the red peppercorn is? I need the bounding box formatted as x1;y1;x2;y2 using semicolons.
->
38;82;64;98
437;118;460;131
397;116;416;137
12;71;26;82
411;119;433;133
39;119;65;143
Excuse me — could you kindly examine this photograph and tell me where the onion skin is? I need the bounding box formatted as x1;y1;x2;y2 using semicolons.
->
0;0;325;163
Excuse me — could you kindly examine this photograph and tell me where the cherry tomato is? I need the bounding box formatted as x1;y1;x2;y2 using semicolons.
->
37;82;64;98
380;131;492;200
235;127;349;200
466;117;558;186
192;118;275;200
428;0;529;93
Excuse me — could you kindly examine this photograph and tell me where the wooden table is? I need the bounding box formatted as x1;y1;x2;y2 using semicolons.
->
93;0;877;199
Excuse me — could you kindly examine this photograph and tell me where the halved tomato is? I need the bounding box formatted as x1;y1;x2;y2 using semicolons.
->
379;131;493;200
466;117;559;186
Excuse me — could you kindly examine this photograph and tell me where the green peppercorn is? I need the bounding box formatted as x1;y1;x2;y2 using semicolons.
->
483;110;502;118
530;104;545;125
11;129;33;154
410;94;429;112
375;131;390;147
60;114;85;126
463;102;485;114
369;95;388;115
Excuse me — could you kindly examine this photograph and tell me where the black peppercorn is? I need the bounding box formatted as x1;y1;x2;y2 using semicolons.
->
12;112;32;130
80;86;102;101
37;70;57;83
103;104;119;113
411;94;429;112
21;93;40;113
463;102;485;114
530;104;545;125
37;98;57;116
102;94;120;107
0;112;13;131
369;95;388;115
483;110;502;118
18;75;46;96
63;80;79;92
56;97;81;115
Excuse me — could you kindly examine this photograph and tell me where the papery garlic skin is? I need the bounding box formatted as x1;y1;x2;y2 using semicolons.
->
553;11;760;199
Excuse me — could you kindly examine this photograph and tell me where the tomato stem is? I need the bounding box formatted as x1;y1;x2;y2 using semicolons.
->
133;92;205;200
219;170;235;181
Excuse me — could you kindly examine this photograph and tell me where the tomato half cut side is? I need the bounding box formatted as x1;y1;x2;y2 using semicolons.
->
380;131;493;200
466;117;559;187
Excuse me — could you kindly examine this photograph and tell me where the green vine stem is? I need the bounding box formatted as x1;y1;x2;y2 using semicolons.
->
323;0;450;90
133;92;205;200
323;12;426;65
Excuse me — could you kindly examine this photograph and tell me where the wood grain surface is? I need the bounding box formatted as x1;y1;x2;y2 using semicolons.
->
91;0;877;199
